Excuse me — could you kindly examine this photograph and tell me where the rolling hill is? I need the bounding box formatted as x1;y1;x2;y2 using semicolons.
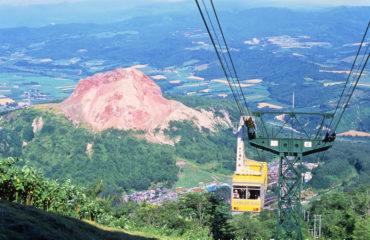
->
0;68;241;192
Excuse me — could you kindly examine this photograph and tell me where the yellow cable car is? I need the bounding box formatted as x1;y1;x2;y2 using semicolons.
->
231;117;267;213
232;159;267;212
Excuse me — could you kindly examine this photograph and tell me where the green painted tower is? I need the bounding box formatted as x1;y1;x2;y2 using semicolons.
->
247;111;335;239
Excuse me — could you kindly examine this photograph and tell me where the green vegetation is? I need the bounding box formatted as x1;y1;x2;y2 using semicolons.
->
0;200;157;240
0;157;110;221
165;120;236;170
1;96;367;194
0;98;368;240
0;96;243;192
117;192;234;240
230;184;370;240
166;95;240;173
89;129;177;191
166;95;273;170
165;95;240;120
1;157;369;239
307;184;370;240
175;162;231;189
232;211;277;240
0;107;178;192
308;140;370;190
0;128;22;158
0;157;233;240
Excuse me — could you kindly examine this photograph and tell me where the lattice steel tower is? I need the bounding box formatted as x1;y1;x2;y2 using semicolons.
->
247;111;335;239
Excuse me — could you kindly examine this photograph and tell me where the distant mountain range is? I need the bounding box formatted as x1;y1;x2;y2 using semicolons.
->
0;6;368;121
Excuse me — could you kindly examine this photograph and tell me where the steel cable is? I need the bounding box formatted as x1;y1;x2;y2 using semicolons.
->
329;21;370;131
195;0;245;117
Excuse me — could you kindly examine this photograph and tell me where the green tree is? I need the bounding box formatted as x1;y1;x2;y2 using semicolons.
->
308;185;370;239
232;212;274;239
179;192;234;239
22;126;34;142
353;215;370;240
86;179;104;198
0;129;22;158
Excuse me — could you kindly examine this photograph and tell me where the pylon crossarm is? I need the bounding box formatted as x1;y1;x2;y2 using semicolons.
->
251;111;334;140
293;115;311;138
250;138;334;156
272;114;292;138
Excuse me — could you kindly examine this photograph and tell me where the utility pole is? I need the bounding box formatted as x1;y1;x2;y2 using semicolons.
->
307;210;310;223
303;209;310;223
313;214;322;238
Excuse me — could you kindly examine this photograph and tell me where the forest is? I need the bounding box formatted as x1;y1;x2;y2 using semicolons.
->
0;98;369;239
1;157;368;239
0;95;369;194
307;140;370;190
0;96;243;192
0;157;232;239
0;107;178;192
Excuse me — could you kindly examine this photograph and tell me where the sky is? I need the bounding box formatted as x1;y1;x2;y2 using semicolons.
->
0;0;370;6
0;0;368;28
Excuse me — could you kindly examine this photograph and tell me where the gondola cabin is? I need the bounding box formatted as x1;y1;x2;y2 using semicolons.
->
231;116;267;212
231;158;267;212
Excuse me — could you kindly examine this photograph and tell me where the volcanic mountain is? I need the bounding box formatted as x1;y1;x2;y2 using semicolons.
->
59;67;230;144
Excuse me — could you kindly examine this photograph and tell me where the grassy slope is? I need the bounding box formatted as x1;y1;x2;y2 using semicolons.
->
0;96;239;192
0;104;179;192
0;200;174;240
174;158;232;189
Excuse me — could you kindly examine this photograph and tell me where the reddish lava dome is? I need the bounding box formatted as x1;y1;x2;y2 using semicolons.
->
60;67;184;131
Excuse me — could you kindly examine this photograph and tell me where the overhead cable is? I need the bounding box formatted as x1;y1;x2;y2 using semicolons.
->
195;0;252;117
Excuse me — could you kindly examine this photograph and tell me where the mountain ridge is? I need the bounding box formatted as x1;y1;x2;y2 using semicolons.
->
59;67;231;144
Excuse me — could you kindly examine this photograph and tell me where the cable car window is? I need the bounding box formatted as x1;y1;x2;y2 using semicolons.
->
247;186;261;200
233;186;247;199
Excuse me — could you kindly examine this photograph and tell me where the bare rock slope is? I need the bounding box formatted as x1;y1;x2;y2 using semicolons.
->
60;67;230;144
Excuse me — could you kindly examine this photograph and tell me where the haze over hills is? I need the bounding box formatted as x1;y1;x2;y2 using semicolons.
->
0;0;369;28
0;5;369;134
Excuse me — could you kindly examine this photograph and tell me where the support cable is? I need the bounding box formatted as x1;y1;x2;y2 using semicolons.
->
209;0;252;116
329;21;370;131
195;0;245;116
199;0;246;116
341;40;369;110
316;27;369;164
196;0;253;118
331;40;369;131
333;51;369;131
